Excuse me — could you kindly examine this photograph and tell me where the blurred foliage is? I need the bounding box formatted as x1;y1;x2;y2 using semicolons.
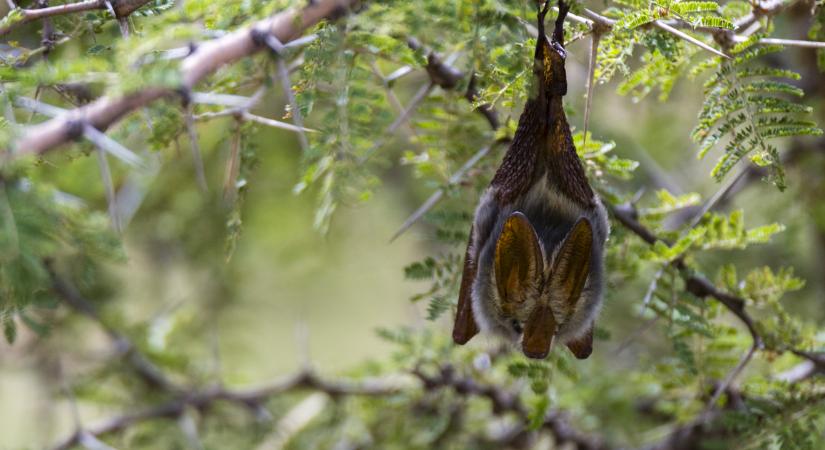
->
2;0;825;449
0;170;123;344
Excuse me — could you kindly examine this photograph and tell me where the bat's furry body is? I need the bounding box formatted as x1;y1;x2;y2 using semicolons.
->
451;0;609;359
470;177;608;346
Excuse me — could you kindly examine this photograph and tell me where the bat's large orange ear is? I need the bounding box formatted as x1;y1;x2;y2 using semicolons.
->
548;218;593;322
495;212;544;309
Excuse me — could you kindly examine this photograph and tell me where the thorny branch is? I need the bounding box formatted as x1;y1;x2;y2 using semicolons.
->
46;263;411;450
6;0;825;155
0;0;151;36
10;0;361;156
47;260;181;392
414;365;609;450
48;260;608;450
50;369;411;450
47;261;824;450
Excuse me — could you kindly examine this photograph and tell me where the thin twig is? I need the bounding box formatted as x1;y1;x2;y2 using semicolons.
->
390;141;505;242
102;0;116;20
95;146;120;232
581;31;602;151
178;408;205;450
732;36;825;49
191;92;256;107
49;370;410;450
194;87;267;120
255;393;327;450
615;314;660;355
703;342;758;418
358;82;434;165
581;8;616;28
223;122;242;203
47;264;181;392
242;112;317;133
653;21;730;59
413;365;608;450
15;95;67;118
184;103;209;193
685;164;750;229
775;360;819;383
259;34;311;153
83;124;144;167
369;58;419;137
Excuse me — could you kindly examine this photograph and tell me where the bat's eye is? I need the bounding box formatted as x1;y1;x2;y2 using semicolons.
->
511;319;523;334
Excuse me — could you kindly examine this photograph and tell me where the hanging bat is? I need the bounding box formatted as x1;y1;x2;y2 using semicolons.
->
452;0;609;359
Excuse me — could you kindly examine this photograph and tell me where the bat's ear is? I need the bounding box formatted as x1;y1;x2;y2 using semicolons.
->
549;218;593;321
495;212;544;306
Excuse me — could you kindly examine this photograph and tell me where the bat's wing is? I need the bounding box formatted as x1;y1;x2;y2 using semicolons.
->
452;225;479;344
566;324;594;359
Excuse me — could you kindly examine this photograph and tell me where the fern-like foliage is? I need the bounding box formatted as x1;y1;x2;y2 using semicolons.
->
599;0;735;93
717;264;808;350
614;0;734;30
692;38;823;190
617;31;696;101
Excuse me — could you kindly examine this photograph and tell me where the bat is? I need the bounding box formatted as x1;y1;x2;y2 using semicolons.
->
451;0;609;360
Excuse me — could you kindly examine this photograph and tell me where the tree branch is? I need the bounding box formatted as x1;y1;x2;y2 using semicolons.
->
12;0;359;156
413;364;609;450
406;37;499;130
0;0;151;36
50;369;410;450
47;260;181;392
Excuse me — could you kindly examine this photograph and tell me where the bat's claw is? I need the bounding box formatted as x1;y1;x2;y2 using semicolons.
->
537;0;568;47
553;0;569;47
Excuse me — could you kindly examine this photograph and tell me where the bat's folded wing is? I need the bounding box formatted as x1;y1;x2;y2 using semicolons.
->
452;225;480;344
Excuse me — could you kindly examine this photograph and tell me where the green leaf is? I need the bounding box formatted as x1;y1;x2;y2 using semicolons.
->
688;15;734;29
647;227;706;262
426;296;451;321
670;1;720;14
404;258;437;280
616;11;655;30
641;190;702;217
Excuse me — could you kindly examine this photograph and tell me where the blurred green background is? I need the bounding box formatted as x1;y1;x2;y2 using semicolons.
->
0;86;432;447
